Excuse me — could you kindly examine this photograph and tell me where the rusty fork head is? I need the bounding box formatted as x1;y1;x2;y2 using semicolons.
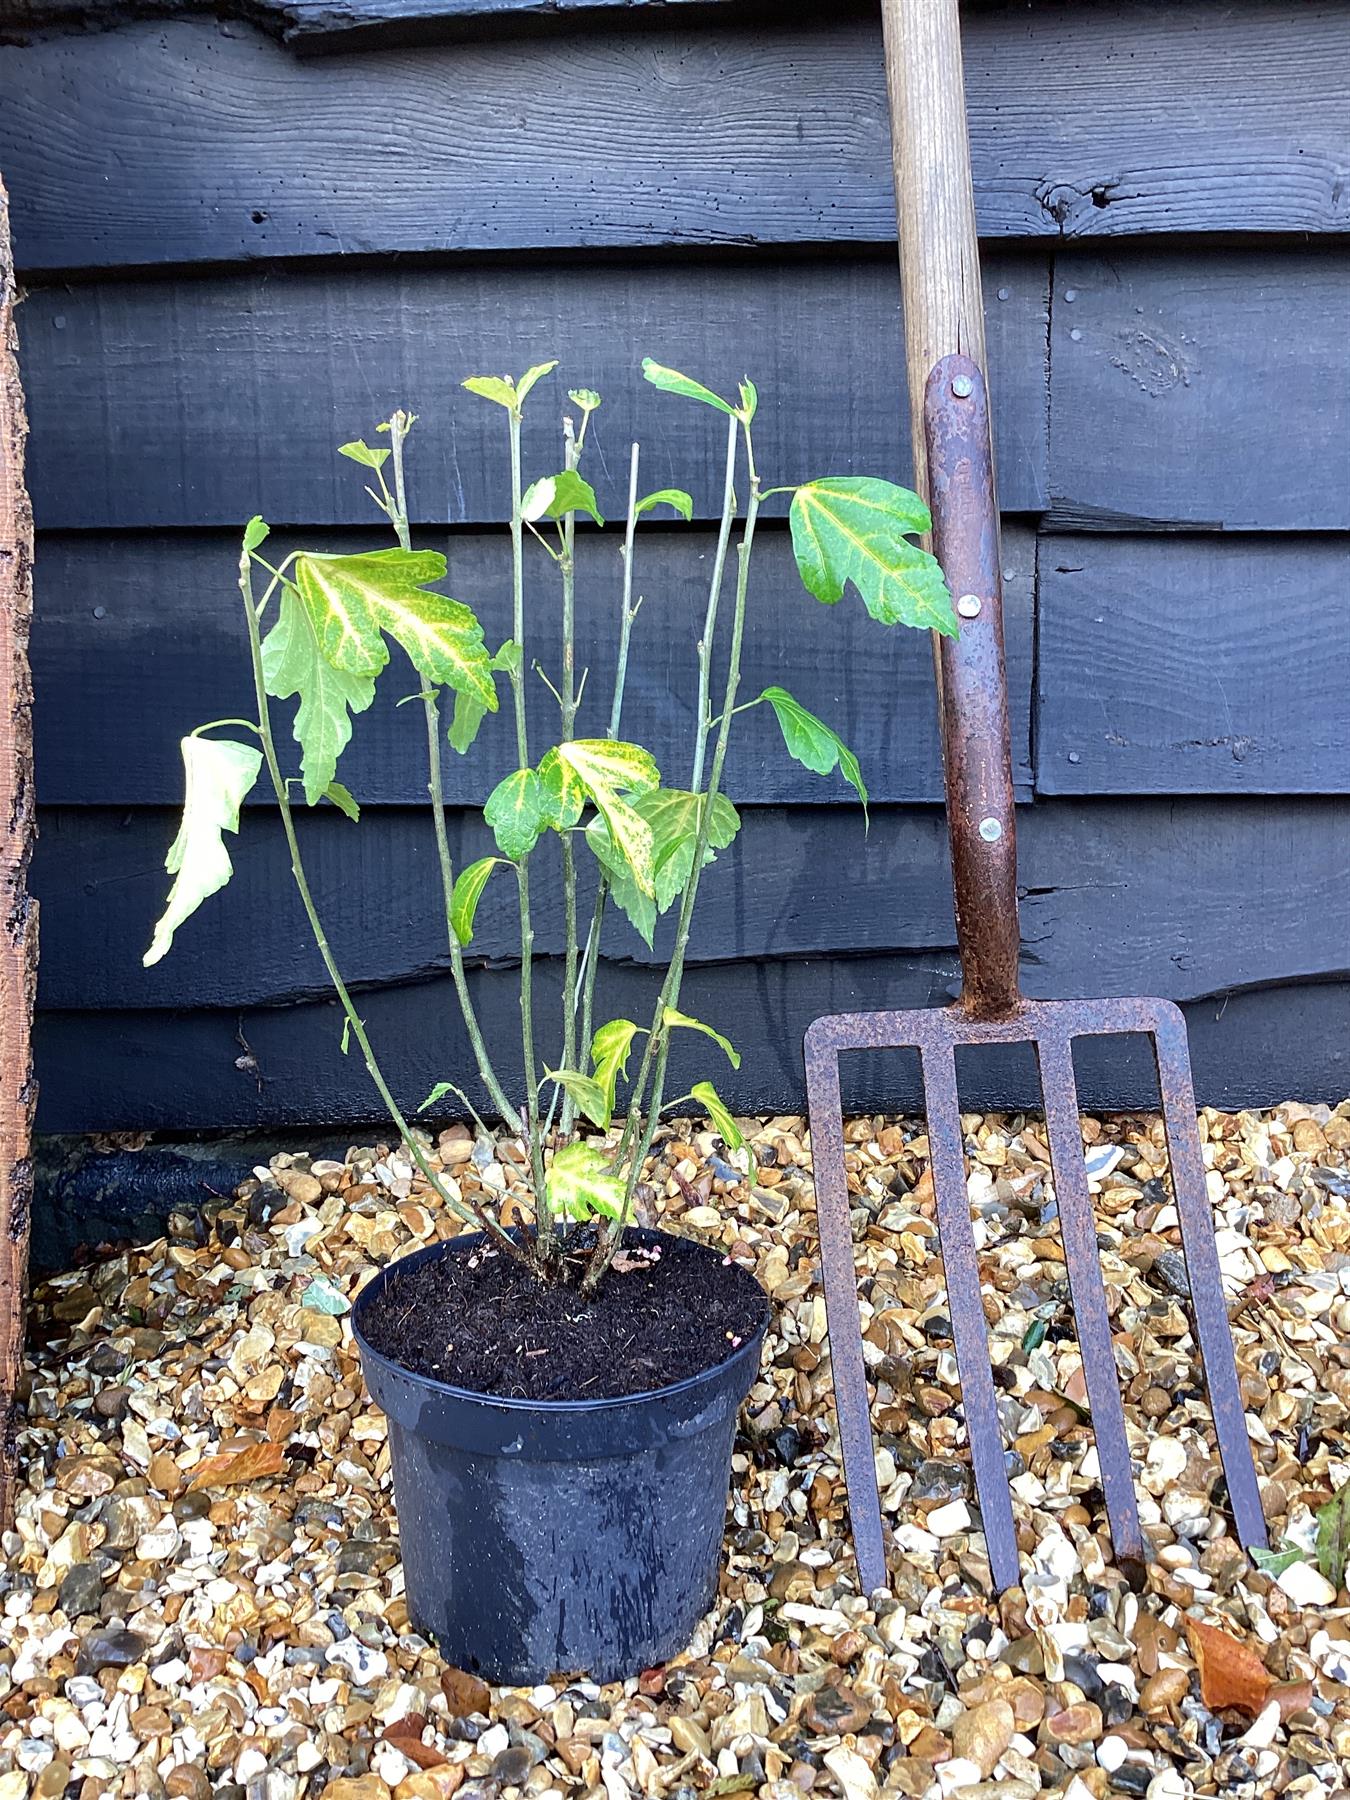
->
802;353;1267;1593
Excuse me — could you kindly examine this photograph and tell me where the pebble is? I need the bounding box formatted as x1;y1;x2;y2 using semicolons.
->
952;1699;1016;1778
1276;1560;1338;1607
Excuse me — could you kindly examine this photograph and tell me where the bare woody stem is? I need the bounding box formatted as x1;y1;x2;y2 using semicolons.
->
557;417;582;1134
386;413;523;1136
506;407;552;1253
587;423;761;1291
690;414;740;792
575;441;642;1084
238;547;530;1269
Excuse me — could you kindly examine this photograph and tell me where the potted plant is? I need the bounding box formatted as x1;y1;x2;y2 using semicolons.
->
143;359;955;1682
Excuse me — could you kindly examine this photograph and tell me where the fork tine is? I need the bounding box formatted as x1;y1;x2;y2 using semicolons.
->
922;1043;1020;1591
1151;1006;1268;1551
1036;1035;1146;1578
805;1036;888;1593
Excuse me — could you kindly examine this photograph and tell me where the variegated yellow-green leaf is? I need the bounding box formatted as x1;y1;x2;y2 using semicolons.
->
759;686;868;822
536;746;586;831
568;387;601;414
790;477;957;636
557;739;660;896
462;362;558;413
644;789;740;913
590;1019;642;1123
292;548;497;709
586;815;657;947
663;1007;740;1067
522;470;604;527
338;439;390;472
546;1141;624;1222
144;736;263;966
545;1068;610;1130
262;588;376;805
450;856;501;945
690;1080;745;1153
484;768;545;861
641;358;737;417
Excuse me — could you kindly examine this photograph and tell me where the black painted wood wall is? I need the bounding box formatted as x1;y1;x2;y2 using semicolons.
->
3;0;1348;1131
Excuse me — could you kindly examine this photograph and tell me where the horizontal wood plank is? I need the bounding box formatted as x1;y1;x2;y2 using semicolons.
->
36;796;1350;1008
30;523;1036;806
19;256;1048;526
3;6;1348;271
1036;535;1350;795
34;966;1350;1132
1048;250;1350;531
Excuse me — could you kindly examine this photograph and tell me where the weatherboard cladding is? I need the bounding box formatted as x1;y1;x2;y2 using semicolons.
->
2;0;1347;1128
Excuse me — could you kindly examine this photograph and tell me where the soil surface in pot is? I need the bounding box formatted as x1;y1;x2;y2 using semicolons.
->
360;1232;767;1402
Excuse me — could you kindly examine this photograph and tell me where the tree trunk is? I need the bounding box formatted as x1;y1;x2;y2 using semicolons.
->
0;176;36;1530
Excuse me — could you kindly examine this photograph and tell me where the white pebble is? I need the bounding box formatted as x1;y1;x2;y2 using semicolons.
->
1096;1737;1128;1774
1239;1700;1282;1750
1146;1770;1187;1800
325;1639;388;1684
1277;1560;1338;1607
926;1499;972;1538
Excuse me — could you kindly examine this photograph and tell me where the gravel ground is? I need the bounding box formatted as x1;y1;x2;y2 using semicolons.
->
5;1100;1350;1800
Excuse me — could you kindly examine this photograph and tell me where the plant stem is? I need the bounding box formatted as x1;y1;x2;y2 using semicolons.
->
690;414;739;792
386;412;523;1136
558;417;582;1133
575;441;642;1091
239;546;530;1270
506;408;552;1254
587;426;762;1291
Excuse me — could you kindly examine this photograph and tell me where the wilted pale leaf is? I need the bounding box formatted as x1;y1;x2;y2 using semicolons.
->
144;736;263;966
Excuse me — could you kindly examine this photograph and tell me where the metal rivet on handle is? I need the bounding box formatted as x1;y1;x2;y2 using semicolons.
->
950;375;974;398
979;817;1002;842
956;594;982;619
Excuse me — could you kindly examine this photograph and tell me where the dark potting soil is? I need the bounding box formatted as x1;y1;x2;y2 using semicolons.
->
359;1232;768;1402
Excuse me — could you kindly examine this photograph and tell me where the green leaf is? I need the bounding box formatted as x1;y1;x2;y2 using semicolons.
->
484;769;545;860
759;686;869;822
492;640;523;676
536;747;586;832
262;588;377;805
586;816;657;948
461;375;518;411
641;789;740;913
418;1081;454;1113
590;1019;641;1123
448;690;489;755
292;548;497;709
738;379;758;424
1250;1541;1306;1578
663;1006;740;1068
557;739;661;895
450;856;501;945
338;439;390;472
568;388;601;413
1317;1486;1350;1592
641;358;737;417
340;1015;354;1055
691;1080;745;1154
144;736;263;966
634;488;694;522
243;516;270;553
546;1141;624;1222
516;360;559;405
323;780;360;821
545;1068;611;1130
790;477;957;635
522;470;604;527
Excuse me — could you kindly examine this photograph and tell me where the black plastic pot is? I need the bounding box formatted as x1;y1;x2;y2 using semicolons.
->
351;1228;769;1685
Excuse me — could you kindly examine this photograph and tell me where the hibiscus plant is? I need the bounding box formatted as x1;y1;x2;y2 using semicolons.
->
144;359;955;1288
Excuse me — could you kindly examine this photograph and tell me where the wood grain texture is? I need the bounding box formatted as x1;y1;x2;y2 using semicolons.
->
1036;535;1350;796
29;523;1036;805
34;968;1350;1133
18;256;1049;527
0;183;35;1530
1048;250;1350;531
36;796;1350;1009
3;6;1347;271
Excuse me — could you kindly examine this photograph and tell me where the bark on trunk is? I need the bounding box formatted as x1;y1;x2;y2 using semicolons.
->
0;176;36;1530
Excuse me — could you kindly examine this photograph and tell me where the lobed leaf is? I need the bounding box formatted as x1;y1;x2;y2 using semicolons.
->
144;736;263;966
759;686;869;822
568;388;602;413
557;739;660;896
338;439;390;472
262;589;376;805
590;1019;642;1124
461;375;518;411
484;769;546;861
450;856;501;945
790;477;957;636
522;470;604;527
643;789;740;913
546;1141;624;1222
663;1006;740;1068
243;515;270;553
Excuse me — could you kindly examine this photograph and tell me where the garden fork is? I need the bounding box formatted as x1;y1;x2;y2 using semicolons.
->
804;0;1267;1593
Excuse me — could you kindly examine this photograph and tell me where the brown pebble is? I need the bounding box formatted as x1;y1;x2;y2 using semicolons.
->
830;1629;868;1665
164;1769;212;1800
439;1667;491;1717
1005;1677;1046;1730
1040;1701;1103;1746
803;1680;872;1735
1139;1668;1190;1716
1140;1387;1173;1417
952;1699;1015;1778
